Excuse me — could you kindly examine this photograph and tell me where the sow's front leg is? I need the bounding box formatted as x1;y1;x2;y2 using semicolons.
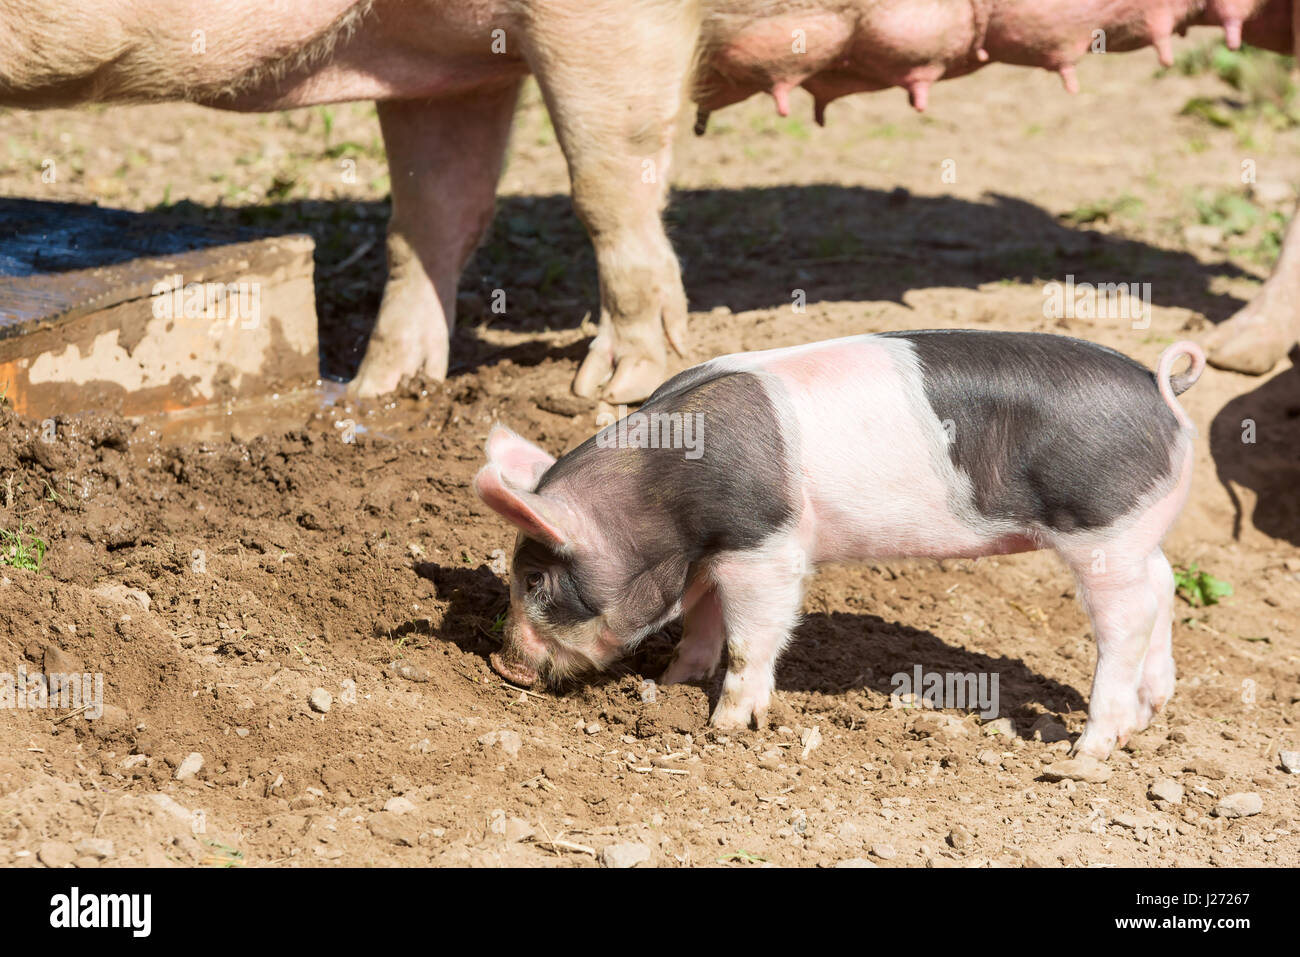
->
1203;196;1300;373
520;1;700;403
1202;0;1300;375
349;82;521;398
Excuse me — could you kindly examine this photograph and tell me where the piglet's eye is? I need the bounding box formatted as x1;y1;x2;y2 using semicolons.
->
525;572;544;591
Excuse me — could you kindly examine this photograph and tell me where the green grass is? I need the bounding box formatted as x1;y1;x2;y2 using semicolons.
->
717;849;768;865
1060;193;1144;227
1188;190;1288;265
1168;41;1300;142
1193;189;1261;235
1173;564;1233;607
200;840;245;868
0;524;47;573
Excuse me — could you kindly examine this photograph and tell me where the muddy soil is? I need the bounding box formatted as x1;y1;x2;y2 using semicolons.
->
0;38;1297;867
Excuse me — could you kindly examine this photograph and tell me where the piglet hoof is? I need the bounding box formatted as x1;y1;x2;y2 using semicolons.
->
709;707;766;732
709;692;770;732
1070;726;1118;762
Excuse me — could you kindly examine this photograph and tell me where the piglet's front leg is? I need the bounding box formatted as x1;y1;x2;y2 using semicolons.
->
707;537;809;731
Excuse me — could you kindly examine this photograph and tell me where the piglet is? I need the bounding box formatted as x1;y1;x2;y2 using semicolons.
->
474;330;1205;760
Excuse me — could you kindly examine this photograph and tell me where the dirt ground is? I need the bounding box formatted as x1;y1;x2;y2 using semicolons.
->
1;34;1298;868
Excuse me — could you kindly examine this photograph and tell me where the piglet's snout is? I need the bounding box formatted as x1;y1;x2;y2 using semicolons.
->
490;615;545;686
490;649;539;686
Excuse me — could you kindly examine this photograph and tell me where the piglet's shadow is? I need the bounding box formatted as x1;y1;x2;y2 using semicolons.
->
406;562;1087;721
775;611;1086;721
629;611;1087;724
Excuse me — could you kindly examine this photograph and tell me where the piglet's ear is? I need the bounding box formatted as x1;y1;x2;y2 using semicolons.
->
474;464;571;550
484;424;556;492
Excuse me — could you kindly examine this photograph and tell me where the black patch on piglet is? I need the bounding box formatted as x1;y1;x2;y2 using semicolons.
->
884;330;1181;532
532;370;797;630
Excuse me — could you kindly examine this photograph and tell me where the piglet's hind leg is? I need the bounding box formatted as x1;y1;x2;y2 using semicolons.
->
662;584;726;685
708;539;808;731
1137;549;1177;727
1065;547;1159;760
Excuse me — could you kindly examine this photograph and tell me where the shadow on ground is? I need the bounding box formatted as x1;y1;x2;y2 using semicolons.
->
1210;349;1300;547
88;187;1256;380
407;558;1088;723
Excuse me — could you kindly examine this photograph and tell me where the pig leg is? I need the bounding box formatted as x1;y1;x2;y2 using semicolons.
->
521;4;699;402
662;584;726;685
707;540;809;731
1137;549;1177;728
1203;200;1300;374
1066;549;1159;760
349;82;521;398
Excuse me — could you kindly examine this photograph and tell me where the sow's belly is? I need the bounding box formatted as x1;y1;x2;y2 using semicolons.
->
756;336;1036;564
0;0;526;110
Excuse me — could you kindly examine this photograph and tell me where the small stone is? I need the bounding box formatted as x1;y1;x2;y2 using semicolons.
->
584;722;602;735
946;827;973;851
977;749;1000;767
37;841;76;868
800;725;823;759
43;645;84;676
174;752;204;781
1148;778;1184;804
383;796;416;815
74;838;114;860
835;857;879;868
148;793;195;826
505;817;535;843
1184;759;1226;780
1213;792;1262;819
601;842;651;868
368;812;417;846
391;660;430;682
982;717;1016;739
1039;756;1112;784
309;688;332;713
1279;751;1300;774
912;713;968;737
869;843;898;861
1030;714;1070;744
92;582;152;611
639;680;658;703
477;730;523;758
234;727;249;738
